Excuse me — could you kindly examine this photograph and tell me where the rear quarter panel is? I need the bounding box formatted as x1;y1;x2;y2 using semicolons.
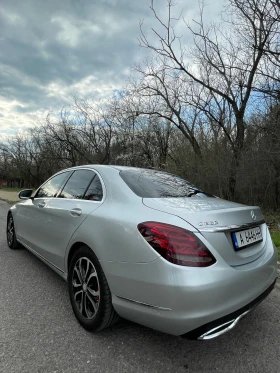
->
64;197;199;267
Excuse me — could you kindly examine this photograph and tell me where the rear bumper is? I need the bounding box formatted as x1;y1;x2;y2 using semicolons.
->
104;233;278;337
183;278;276;340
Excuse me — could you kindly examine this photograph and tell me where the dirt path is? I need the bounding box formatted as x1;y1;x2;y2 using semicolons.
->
0;190;19;202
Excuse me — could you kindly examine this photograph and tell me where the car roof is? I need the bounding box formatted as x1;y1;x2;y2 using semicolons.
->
64;165;157;172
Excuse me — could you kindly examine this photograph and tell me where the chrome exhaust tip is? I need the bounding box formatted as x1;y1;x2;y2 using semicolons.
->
198;310;250;341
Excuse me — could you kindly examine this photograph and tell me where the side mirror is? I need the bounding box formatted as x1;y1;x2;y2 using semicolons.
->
18;189;33;200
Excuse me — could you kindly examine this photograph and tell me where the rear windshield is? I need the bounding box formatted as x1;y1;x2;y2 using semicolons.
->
120;169;213;198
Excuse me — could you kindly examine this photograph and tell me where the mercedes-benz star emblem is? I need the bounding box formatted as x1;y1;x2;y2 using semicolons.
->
251;210;256;221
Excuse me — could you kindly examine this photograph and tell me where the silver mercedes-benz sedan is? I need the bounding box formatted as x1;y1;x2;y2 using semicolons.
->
6;165;277;340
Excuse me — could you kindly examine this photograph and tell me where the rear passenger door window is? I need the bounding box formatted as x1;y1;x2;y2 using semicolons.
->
84;175;103;201
58;170;94;199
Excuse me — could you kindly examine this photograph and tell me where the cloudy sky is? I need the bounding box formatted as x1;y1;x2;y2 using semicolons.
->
0;0;223;136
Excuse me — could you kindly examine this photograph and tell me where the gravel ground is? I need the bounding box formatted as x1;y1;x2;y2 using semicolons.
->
0;200;280;373
0;191;19;202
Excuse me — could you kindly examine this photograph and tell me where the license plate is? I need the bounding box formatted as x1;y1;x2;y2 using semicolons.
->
231;226;262;251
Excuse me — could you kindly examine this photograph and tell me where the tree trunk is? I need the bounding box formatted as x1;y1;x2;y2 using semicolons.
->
228;114;245;200
228;148;242;201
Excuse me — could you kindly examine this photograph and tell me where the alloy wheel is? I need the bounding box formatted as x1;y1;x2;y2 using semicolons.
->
72;257;100;319
7;216;14;246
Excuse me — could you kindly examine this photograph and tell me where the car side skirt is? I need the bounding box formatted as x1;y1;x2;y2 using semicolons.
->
17;238;68;281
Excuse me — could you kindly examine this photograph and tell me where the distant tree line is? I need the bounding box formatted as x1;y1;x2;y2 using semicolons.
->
0;0;279;209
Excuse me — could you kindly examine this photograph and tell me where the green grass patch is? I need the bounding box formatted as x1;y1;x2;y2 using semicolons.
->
263;212;280;260
270;231;280;261
270;231;280;248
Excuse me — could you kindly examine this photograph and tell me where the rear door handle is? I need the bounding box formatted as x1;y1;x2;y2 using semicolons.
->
38;202;45;208
70;208;82;217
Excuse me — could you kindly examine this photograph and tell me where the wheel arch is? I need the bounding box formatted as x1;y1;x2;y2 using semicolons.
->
7;209;12;220
7;209;15;226
67;241;100;272
7;205;17;220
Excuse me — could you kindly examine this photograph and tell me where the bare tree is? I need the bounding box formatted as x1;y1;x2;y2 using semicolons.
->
72;99;114;164
129;60;203;157
139;0;279;198
109;91;175;168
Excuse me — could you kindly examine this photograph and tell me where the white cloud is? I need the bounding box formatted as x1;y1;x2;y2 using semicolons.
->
52;16;83;48
0;0;224;135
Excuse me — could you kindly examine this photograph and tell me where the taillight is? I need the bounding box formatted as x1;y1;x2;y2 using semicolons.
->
137;222;216;267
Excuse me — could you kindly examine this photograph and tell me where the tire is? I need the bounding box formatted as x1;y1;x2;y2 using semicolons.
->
6;213;21;250
68;246;119;332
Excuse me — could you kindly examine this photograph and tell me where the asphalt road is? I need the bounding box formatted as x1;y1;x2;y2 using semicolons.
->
0;201;280;373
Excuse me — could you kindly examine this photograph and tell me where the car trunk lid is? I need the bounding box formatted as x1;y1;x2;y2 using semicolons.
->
142;197;267;266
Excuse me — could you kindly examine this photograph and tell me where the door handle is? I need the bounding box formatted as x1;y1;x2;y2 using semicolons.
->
70;208;82;217
38;202;46;208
